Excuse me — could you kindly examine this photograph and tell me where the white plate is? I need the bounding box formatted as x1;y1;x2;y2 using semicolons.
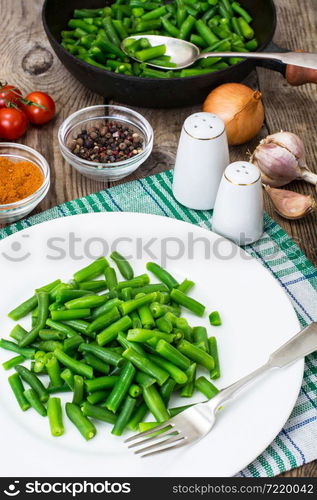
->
0;212;302;477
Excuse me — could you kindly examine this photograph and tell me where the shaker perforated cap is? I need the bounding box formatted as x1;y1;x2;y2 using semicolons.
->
183;112;225;140
224;161;260;186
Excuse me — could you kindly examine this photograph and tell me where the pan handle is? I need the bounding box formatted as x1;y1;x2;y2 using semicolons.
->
257;42;317;86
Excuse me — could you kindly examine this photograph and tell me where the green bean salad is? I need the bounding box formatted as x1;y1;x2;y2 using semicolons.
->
1;253;222;440
61;0;257;78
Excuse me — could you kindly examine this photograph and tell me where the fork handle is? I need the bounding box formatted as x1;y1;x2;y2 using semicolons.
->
210;322;317;411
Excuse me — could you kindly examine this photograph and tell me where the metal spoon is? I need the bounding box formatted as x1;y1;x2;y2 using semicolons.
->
122;35;317;71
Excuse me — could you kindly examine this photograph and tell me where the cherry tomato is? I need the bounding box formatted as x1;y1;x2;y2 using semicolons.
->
0;108;28;140
0;85;23;109
21;91;56;125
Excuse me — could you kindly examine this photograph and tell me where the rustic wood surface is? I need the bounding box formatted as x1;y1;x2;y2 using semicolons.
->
0;0;316;477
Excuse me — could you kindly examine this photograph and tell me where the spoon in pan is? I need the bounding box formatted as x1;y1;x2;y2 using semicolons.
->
122;35;317;71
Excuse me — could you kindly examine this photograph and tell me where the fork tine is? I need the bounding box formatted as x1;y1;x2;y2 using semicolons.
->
128;429;178;449
124;422;173;443
138;435;187;457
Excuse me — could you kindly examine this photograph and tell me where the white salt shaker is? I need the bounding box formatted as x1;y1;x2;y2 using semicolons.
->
212;161;263;245
172;112;229;210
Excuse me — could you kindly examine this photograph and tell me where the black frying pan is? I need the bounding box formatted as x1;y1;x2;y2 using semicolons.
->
42;0;316;108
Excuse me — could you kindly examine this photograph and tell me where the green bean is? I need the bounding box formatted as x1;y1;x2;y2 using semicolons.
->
127;328;174;343
72;375;84;405
122;347;169;386
79;343;124;367
63;334;84;354
51;309;90;321
85;375;119;393
24;389;47;416
231;16;243;37
146;262;179;289
177;340;214;370
141;6;166;21
83;353;110;375
61;368;74;389
169;403;193;417
48;397;64;436
150;302;180;318
15;365;49;402
112;19;128;40
38;340;63;352
105;362;136;412
195;19;219;46
87;306;121;335
208;336;221;379
0;339;35;359
193;326;209;352
155;339;191;370
65;295;106;310
132;7;144;17
8;279;61;320
156;292;171;304
209;310;222;326
195;376;219;399
73;257;109;283
10;325;27;342
143;384;169;422
69;19;98;34
97;315;132;346
102;16;121;45
47;384;70;394
81;402;117;424
128;402;148;430
46;319;78;338
135;371;156;387
119;292;157;316
8;373;30;411
129;383;142;398
199;56;223;68
60;320;91;339
159;378;176;405
104;267;118;291
148;354;188;384
39;330;66;341
46;356;62;388
66;403;96;440
86;390;108;405
177;279;195;294
245;38;258;51
135;44;166;62
175;317;192;341
155;315;173;334
117;332;145;355
90;298;122;320
162;17;180;37
110;251;134;280
54;350;93;379
135;19;161;32
176;7;186;28
142;68;173;78
170;289;205;316
94;37;126;60
180;362;197;397
231;1;252;23
238;17;254;39
179;14;196;40
19;292;49;347
116;274;150;290
112;395;136;436
2;355;25;370
78;280;108;292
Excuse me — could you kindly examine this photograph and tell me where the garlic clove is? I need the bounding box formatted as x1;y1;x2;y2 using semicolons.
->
251;143;300;187
264;185;316;220
262;131;306;167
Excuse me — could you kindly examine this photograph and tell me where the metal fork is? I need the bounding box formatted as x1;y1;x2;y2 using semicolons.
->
125;322;317;458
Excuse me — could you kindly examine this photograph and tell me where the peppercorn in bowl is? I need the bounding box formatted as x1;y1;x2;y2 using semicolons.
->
0;143;50;224
58;105;153;181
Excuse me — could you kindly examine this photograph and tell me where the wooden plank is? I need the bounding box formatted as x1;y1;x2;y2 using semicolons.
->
257;0;317;266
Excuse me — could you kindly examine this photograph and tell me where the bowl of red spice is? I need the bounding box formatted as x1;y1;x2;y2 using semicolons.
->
58;105;153;182
0;143;50;224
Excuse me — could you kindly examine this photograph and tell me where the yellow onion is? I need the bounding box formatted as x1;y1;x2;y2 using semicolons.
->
202;83;265;146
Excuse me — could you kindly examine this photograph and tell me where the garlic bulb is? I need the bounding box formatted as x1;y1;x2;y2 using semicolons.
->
264;185;316;220
251;132;317;189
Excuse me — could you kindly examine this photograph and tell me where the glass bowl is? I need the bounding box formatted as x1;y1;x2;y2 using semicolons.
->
0;143;50;225
58;105;154;182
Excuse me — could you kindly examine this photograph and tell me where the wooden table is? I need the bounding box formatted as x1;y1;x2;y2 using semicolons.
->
1;0;316;478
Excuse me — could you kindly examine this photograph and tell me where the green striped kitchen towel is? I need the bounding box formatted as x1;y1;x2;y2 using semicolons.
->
0;169;316;477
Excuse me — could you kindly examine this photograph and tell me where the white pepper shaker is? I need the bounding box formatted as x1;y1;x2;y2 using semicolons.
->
172;112;229;210
212;161;263;245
